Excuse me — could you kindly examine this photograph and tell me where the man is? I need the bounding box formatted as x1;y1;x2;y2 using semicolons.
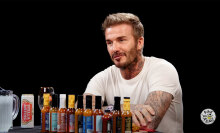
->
84;13;183;133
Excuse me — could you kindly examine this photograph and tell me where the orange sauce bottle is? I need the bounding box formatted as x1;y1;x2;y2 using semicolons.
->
49;94;58;133
67;94;75;133
93;96;104;133
41;93;50;132
83;95;93;133
75;95;83;133
57;94;67;133
121;97;132;133
112;96;121;133
102;110;113;133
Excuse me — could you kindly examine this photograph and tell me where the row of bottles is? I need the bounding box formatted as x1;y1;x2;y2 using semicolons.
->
41;93;132;133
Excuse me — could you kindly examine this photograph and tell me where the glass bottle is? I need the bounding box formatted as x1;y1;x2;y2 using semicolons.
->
67;94;75;133
93;96;104;133
75;95;83;133
38;87;54;110
57;94;67;133
83;95;93;133
41;93;50;133
112;96;121;133
49;94;58;133
121;97;132;133
102;110;113;133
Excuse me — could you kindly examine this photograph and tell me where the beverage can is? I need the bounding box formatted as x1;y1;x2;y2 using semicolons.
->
21;94;34;128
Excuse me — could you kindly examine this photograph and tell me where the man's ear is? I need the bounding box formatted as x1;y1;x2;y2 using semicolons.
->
137;36;144;51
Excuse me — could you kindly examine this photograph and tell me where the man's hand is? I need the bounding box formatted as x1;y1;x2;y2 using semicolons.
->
131;104;155;127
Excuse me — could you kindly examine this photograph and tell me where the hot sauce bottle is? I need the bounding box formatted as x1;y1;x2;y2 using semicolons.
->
75;95;83;133
83;95;93;133
57;94;67;133
102;109;113;133
121;97;132;133
93;96;104;133
41;93;50;133
112;96;121;133
67;94;76;133
49;94;58;133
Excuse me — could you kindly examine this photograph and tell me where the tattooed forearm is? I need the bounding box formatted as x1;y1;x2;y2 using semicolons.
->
144;91;173;129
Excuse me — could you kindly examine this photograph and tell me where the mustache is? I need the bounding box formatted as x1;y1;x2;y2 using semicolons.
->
112;52;126;59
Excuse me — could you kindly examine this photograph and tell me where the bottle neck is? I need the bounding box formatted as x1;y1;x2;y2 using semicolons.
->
68;101;75;108
123;101;130;111
59;98;66;108
114;101;121;111
44;98;50;107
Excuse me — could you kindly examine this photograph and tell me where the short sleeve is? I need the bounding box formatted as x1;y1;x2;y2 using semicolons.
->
148;60;180;97
84;71;106;102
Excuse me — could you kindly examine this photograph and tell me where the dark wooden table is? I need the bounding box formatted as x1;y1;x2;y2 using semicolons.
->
9;126;41;132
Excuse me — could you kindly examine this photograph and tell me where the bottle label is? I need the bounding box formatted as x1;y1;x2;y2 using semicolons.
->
125;117;132;132
83;116;93;133
57;113;67;132
51;113;57;131
116;116;121;133
21;99;32;124
96;115;102;132
78;115;83;133
41;113;42;129
45;112;49;130
69;114;75;132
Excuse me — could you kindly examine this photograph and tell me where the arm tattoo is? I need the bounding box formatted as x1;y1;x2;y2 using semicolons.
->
144;91;173;129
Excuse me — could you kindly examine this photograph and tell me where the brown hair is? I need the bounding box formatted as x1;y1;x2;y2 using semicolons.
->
102;13;144;40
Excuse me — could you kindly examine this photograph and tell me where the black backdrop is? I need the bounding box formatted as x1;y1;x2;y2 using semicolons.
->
0;1;219;132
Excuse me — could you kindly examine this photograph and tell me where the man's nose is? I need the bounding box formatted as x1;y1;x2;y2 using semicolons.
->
112;42;120;52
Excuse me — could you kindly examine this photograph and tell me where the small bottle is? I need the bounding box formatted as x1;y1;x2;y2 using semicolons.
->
121;97;132;133
75;95;83;133
83;95;93;133
102;110;113;133
67;94;76;133
49;94;58;133
41;93;50;132
57;94;67;133
93;96;104;133
112;97;121;133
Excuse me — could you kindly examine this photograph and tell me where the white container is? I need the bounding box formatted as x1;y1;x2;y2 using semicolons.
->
21;94;34;128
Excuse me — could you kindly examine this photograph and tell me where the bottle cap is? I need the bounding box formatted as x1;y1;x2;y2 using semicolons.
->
95;96;102;109
77;95;83;109
59;94;66;108
114;96;121;110
86;95;92;109
68;94;75;108
105;109;111;113
43;93;50;106
52;94;58;107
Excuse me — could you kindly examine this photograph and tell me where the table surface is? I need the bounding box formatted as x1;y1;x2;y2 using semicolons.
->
9;126;161;133
9;126;41;132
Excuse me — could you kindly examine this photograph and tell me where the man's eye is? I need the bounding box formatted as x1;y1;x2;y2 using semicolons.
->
106;41;112;45
120;39;126;42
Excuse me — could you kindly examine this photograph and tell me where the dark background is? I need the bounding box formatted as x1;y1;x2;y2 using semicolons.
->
0;1;219;132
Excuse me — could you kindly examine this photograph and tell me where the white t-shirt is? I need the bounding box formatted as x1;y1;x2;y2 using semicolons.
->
84;56;183;133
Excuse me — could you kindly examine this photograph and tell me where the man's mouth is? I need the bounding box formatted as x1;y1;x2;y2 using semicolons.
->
112;53;125;61
113;55;121;60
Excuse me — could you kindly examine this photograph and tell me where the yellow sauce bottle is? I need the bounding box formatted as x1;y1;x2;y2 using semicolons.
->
75;95;83;133
67;94;75;133
121;97;132;133
49;94;58;133
41;93;50;133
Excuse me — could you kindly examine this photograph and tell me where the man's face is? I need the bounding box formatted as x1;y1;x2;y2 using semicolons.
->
105;24;142;68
